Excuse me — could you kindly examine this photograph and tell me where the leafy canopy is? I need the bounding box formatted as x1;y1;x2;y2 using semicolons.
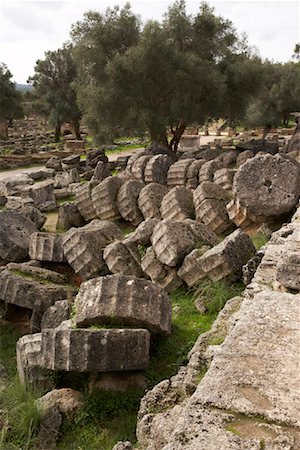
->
28;44;81;140
0;63;23;122
71;1;261;148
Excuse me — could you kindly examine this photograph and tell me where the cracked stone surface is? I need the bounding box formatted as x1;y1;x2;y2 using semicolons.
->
74;274;172;335
117;180;144;226
92;176;123;221
233;154;300;218
41;327;151;372
160;187;194;221
135;206;300;450
138;183;168;220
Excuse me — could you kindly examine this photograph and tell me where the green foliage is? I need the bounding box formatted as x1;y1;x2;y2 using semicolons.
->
194;279;244;316
252;232;269;250
0;378;42;449
28;44;81;141
145;281;243;386
0;63;24;122
245;61;300;129
72;1;260;147
0;325;42;449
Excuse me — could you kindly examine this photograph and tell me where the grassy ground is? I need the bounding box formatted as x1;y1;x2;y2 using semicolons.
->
0;280;244;449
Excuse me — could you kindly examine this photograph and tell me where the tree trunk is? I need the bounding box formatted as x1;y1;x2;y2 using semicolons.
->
54;122;61;143
73;119;81;140
170;120;186;152
149;129;169;148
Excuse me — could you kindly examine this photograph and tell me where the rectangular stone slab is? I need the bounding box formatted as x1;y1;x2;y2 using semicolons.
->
41;328;150;372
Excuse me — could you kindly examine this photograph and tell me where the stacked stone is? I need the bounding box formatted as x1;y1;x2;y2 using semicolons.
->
62;220;123;279
193;181;232;234
75;182;98;222
160;187;194;221
144;155;173;185
166;159;195;188
29;232;65;263
138;183;168;220
178;229;256;286
91;176;123;221
17;275;172;383
117;180;144;226
130;155;152;182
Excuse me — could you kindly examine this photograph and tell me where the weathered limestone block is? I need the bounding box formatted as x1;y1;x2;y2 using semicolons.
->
21;205;46;230
17;333;51;388
25;180;56;212
130;154;152;182
91;161;110;183
117;180;144;226
0;174;33;196
125;218;159;246
178;134;201;151
185;159;206;189
126;151;149;173
138;183;168;220
41;328;151;372
166;159;195;188
144;155;173;185
26;168;55;181
29;232;65;263
75;274;172;335
233;154;300;218
41;300;70;329
63;220;123;279
213;168;235;191
179;229;256;285
46;157;62;171
199;159;223;183
177;247;210;286
0;210;37;263
220;150;238;167
0;267;72;311
160;187;194;221
74;182;97;222
85;148;108;168
91;176;123;221
194;181;231;206
276;253;300;290
184;219;219;247
236;149;254;167
141;247;182;293
195;198;232;235
226;198;254;229
151;220;197;267
57;202;85;231
54;172;73;189
103;241;143;278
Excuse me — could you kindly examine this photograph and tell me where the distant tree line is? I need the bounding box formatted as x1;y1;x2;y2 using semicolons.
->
1;1;300;146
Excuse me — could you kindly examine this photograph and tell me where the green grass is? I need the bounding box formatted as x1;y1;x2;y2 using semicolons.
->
58;390;142;449
0;324;42;449
251;232;269;250
57;195;76;205
194;279;244;316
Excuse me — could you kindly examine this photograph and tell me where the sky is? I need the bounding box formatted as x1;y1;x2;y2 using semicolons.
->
0;0;299;83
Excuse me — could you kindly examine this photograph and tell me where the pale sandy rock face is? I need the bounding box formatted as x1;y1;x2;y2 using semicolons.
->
91;176;123;221
166;158;195;189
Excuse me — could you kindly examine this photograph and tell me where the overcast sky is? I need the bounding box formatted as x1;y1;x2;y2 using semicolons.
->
1;0;299;83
